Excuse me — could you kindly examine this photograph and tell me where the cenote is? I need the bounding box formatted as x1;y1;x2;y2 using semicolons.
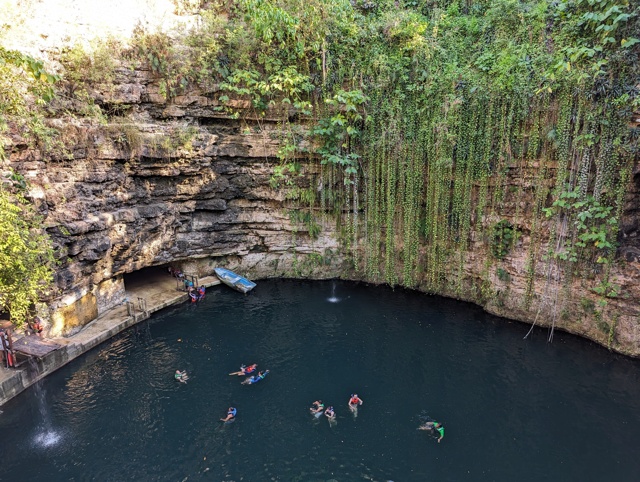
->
1;280;639;481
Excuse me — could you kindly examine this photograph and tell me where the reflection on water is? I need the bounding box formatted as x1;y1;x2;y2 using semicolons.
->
1;280;640;481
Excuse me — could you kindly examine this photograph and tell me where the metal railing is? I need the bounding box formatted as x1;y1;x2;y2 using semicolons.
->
125;297;149;320
176;273;199;291
137;297;148;314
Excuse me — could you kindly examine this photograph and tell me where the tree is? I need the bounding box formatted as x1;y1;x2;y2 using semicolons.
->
0;178;56;328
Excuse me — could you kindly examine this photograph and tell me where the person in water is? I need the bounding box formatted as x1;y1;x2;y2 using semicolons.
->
419;421;444;443
220;407;237;422
197;286;206;301
324;406;335;420
241;370;269;385
175;370;189;383
229;364;257;376
348;394;363;410
310;400;325;414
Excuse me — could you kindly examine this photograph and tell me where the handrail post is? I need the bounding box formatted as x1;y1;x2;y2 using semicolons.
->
126;300;135;316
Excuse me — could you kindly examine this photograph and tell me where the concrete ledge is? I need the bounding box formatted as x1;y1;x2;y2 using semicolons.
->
0;313;136;406
0;276;221;406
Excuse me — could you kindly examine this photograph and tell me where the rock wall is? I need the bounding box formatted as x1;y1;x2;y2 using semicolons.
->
445;158;640;355
2;2;639;354
6;63;638;353
7;72;346;335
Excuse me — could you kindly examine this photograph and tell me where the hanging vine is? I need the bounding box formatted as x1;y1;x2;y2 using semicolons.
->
49;0;640;346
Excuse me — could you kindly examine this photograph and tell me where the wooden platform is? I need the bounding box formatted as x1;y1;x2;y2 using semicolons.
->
11;336;61;358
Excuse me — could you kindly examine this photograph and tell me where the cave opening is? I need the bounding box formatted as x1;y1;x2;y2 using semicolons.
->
121;265;186;313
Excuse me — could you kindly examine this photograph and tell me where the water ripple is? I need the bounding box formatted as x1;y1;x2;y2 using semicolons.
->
1;280;640;481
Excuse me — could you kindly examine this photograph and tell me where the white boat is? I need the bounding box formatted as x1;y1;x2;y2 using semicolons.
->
214;268;256;294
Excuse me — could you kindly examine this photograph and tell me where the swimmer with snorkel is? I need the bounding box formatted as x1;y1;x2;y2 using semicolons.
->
310;400;325;416
175;370;189;383
220;407;237;422
241;370;270;385
418;421;444;443
229;364;257;376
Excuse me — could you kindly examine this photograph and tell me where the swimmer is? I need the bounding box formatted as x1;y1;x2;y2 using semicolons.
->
324;406;336;421
418;421;444;443
220;407;237;422
348;393;363;411
241;370;270;385
310;400;325;415
229;364;257;376
175;370;189;383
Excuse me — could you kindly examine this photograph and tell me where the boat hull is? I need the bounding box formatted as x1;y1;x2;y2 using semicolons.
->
214;268;256;294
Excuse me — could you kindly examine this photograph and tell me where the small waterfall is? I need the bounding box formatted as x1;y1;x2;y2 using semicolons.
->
327;281;340;303
29;358;61;448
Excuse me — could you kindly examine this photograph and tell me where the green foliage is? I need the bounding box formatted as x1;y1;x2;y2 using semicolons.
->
0;47;60;159
592;277;619;298
107;120;143;157
0;47;60;105
46;0;638;329
312;89;366;182
131;28;195;100
0;182;56;328
547;0;639;83
147;125;199;159
580;296;596;312
289;209;321;240
59;39;119;88
490;220;517;260
544;186;618;263
496;267;511;283
219;65;313;116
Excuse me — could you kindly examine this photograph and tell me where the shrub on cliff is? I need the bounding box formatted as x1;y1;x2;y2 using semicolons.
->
0;173;56;328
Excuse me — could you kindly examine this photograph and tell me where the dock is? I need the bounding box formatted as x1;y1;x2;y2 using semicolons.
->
0;271;221;406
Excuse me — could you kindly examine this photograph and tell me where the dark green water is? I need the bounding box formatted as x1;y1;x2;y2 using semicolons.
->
1;280;639;481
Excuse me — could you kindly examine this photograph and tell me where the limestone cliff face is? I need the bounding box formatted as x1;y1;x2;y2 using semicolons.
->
450;155;640;356
2;3;639;355
3;61;344;334
2;59;638;355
